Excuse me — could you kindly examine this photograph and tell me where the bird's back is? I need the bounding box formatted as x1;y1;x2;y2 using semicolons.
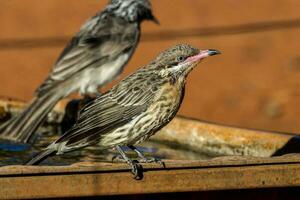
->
36;13;140;96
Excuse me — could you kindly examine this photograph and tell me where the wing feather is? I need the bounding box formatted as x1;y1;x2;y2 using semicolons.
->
54;72;161;150
36;15;139;95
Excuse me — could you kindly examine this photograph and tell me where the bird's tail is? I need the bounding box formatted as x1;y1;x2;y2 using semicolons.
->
0;92;62;143
26;149;56;165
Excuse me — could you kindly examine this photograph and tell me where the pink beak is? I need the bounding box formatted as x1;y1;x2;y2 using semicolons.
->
186;49;221;63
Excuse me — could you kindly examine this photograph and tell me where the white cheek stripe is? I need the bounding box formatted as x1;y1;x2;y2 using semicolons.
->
170;62;189;72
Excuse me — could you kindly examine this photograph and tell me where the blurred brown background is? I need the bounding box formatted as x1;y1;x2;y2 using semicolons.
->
0;0;299;133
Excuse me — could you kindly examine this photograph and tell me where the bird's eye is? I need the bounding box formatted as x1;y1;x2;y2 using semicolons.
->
176;56;185;62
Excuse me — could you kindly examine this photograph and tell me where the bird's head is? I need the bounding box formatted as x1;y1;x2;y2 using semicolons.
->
150;44;221;81
107;0;159;24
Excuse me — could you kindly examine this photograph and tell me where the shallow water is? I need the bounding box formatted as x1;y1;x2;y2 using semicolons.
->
0;125;211;166
0;99;213;166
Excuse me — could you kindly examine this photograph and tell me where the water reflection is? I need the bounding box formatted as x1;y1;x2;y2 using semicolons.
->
0;126;211;166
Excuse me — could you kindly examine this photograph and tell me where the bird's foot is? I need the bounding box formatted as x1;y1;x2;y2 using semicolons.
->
128;160;143;180
115;145;144;179
112;157;143;179
138;157;165;168
127;145;165;168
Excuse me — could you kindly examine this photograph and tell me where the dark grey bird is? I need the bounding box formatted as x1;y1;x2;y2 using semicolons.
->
26;44;221;178
0;0;158;143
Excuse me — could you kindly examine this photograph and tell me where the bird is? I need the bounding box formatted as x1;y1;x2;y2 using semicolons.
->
26;44;221;177
0;0;158;143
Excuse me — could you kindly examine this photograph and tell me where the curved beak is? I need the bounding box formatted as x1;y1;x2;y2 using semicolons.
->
186;49;221;63
149;13;160;25
207;49;221;56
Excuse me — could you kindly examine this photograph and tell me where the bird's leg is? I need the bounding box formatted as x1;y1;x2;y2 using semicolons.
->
111;146;131;163
128;145;165;167
116;145;143;179
128;145;150;161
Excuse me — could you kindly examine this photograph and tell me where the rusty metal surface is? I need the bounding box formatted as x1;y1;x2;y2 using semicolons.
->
1;155;300;199
0;98;68;125
154;117;297;157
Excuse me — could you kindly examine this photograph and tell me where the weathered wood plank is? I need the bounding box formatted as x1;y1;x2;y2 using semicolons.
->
1;157;300;199
1;155;300;175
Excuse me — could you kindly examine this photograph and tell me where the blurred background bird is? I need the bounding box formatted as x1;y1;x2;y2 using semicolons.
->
0;0;158;143
26;44;220;177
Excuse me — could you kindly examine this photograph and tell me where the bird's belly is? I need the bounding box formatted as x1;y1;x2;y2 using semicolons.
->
99;83;184;147
77;54;130;94
128;83;184;144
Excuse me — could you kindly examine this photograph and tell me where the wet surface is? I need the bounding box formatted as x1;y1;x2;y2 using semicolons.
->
0;127;211;167
1;99;298;167
0;98;213;167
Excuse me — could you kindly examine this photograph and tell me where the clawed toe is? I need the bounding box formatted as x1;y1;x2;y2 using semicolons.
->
138;157;165;167
155;158;165;167
129;160;143;180
114;145;165;179
138;157;157;163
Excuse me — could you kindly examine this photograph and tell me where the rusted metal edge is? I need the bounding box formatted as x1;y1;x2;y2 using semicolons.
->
0;98;68;124
0;161;300;199
153;116;299;157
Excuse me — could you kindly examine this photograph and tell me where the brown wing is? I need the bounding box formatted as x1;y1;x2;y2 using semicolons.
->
54;71;161;151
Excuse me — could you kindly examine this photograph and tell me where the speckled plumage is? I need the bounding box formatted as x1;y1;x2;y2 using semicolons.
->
26;44;221;167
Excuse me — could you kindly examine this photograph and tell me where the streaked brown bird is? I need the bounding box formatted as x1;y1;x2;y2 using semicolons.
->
0;0;158;143
26;44;220;177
